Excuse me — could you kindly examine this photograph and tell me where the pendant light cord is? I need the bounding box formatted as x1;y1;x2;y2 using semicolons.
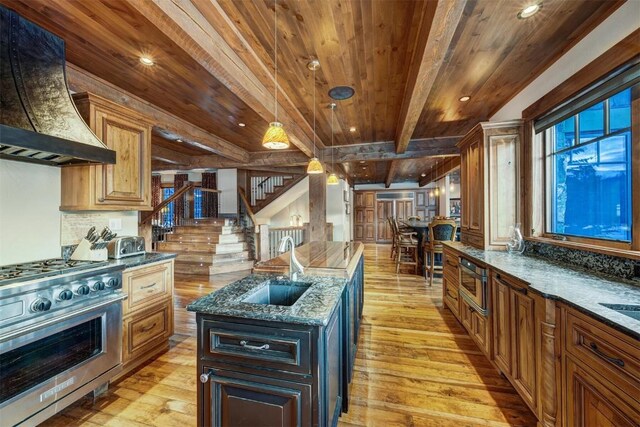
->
313;66;316;158
331;105;334;167
274;2;278;122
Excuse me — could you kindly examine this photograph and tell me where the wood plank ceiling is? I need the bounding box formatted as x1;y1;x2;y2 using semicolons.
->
0;0;623;185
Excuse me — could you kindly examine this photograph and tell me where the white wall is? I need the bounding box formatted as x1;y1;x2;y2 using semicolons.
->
269;192;309;227
326;179;350;242
354;182;421;191
0;160;139;265
492;1;640;121
217;168;238;215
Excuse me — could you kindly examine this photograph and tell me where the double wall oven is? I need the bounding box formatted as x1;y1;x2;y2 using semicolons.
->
0;260;125;426
458;257;489;316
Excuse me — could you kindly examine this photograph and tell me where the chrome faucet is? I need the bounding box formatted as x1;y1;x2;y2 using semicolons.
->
278;236;304;281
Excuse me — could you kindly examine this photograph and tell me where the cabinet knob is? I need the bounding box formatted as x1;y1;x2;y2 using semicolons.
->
199;372;211;383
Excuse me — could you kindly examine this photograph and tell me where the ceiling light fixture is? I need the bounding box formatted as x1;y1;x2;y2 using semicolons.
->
517;3;542;19
327;103;339;185
349;126;357;133
238;123;246;127
139;56;154;66
262;4;290;150
176;139;183;143
459;95;471;102
421;173;426;177
307;59;323;174
359;160;365;164
434;160;440;197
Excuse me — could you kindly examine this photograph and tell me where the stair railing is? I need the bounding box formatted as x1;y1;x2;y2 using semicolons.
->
238;188;258;261
250;175;292;206
266;226;305;259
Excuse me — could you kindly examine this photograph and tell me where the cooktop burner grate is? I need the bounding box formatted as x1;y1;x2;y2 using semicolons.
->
0;258;109;283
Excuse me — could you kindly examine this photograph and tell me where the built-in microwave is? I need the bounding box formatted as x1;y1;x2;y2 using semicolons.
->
458;257;488;316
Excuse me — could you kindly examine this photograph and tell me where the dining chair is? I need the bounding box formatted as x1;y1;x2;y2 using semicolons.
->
393;218;419;274
424;218;457;286
388;217;398;259
407;215;421;221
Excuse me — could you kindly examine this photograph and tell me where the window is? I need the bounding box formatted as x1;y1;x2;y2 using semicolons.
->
544;87;632;242
161;188;174;226
194;188;203;218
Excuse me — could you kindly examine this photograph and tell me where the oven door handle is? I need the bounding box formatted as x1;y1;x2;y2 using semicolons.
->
459;263;486;281
0;293;126;344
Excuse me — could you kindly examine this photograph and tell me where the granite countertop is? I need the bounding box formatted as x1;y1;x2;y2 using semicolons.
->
443;241;640;339
187;273;347;326
253;241;364;279
108;252;177;269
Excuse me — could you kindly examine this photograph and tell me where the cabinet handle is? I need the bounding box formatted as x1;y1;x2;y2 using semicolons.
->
200;372;212;383
589;342;625;368
512;286;527;295
141;282;157;289
140;322;157;333
240;340;270;351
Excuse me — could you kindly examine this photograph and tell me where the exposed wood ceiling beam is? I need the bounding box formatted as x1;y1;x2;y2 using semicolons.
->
394;0;467;154
66;63;249;163
151;145;193;165
331;137;460;163
418;156;461;187
384;161;399;188
126;0;319;157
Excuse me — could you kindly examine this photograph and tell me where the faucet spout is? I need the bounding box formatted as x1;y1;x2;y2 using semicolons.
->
278;236;304;281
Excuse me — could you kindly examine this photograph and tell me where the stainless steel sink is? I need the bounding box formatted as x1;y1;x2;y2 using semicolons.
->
243;280;312;306
600;303;640;321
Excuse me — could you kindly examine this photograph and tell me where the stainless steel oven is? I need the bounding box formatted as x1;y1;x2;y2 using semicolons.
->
0;293;124;426
458;257;488;316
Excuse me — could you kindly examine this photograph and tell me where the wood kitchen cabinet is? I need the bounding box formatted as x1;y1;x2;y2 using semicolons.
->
563;307;640;426
61;92;153;211
442;246;460;320
491;272;537;412
458;120;522;249
354;191;376;243
114;259;175;380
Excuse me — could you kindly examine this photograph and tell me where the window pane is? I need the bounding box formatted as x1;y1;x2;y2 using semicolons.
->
552;132;631;242
578;101;604;143
554;117;575;150
609;88;631;132
194;188;202;218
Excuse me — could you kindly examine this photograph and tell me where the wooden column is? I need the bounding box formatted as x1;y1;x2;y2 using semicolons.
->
308;174;327;242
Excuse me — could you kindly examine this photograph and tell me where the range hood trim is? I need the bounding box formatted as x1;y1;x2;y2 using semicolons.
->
0;124;117;166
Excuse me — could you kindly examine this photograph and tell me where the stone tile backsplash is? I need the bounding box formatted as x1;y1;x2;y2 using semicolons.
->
524;240;639;281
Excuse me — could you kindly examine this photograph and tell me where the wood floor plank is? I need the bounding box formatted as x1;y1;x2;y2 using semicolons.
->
40;243;536;426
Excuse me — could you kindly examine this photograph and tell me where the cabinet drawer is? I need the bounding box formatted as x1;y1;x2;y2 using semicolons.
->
565;309;640;394
202;320;312;375
123;261;172;315
123;301;172;363
443;275;459;319
442;250;459;278
461;232;484;249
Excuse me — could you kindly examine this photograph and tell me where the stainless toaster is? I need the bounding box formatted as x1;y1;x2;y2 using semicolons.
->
107;236;146;259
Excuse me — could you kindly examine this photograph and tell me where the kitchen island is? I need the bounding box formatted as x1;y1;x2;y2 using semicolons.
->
188;241;364;427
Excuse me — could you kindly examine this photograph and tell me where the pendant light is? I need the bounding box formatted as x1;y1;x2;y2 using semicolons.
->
428;162;434;198
307;59;324;174
327;103;339;185
262;2;290;149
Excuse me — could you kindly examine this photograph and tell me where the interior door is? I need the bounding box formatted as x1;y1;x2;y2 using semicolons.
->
376;200;393;242
396;200;414;221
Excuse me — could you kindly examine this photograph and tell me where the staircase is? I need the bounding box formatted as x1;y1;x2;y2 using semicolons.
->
156;218;254;276
250;175;305;212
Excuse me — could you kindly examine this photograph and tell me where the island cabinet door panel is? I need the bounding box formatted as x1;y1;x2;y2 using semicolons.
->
510;286;536;409
566;358;639;427
492;275;512;375
324;303;343;426
202;368;312;427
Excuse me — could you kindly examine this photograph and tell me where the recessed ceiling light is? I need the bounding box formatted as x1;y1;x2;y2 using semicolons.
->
421;173;426;177
359;160;365;164
459;95;471;102
238;122;246;127
176;139;183;143
307;59;321;71
518;3;542;19
139;56;154;66
349;126;357;132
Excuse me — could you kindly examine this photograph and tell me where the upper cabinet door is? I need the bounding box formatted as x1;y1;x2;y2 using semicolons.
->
94;110;150;205
61;93;152;211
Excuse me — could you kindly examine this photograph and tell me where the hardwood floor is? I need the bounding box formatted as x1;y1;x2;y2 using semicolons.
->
41;244;536;427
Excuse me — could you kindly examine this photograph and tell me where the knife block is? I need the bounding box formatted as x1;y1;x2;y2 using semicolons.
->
70;238;108;261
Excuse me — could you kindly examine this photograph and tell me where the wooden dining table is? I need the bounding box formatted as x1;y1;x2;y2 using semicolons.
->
401;218;461;276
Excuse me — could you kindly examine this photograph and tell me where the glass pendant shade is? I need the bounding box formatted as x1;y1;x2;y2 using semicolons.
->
307;157;324;174
262;122;290;149
327;173;339;185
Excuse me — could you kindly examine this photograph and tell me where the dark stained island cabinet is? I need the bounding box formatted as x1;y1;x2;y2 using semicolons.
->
190;242;365;427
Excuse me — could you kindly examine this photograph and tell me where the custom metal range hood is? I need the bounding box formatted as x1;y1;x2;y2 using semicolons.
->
0;5;115;166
